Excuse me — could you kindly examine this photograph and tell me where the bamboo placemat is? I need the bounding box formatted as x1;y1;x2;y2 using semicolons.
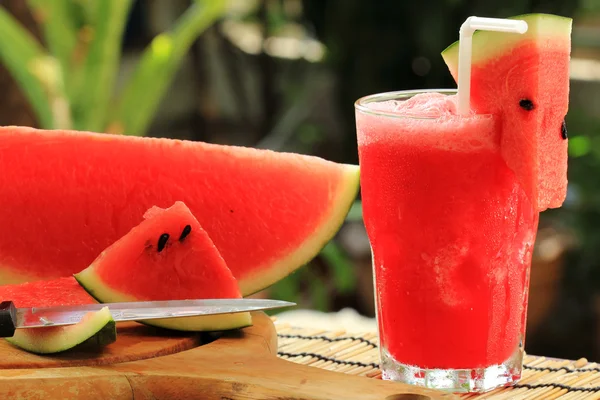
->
274;321;600;399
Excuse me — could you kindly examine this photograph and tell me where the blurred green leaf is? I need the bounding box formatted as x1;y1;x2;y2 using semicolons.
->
569;136;592;158
74;0;133;132
74;0;98;25
0;6;55;128
26;0;78;97
580;0;600;12
591;135;600;159
345;200;363;222
109;0;226;136
320;241;356;294
269;270;302;305
298;123;323;145
307;270;329;311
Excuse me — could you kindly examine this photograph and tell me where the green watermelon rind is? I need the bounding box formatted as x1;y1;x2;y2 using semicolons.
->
74;272;253;332
240;164;361;296
5;307;116;354
441;14;572;71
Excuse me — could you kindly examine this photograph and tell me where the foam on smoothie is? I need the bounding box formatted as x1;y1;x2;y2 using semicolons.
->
356;92;498;152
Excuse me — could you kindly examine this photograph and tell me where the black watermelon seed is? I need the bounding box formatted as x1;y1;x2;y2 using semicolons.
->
519;99;535;111
157;233;169;252
179;225;192;242
561;119;568;140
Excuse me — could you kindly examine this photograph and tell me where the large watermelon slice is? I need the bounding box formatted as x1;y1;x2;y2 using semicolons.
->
0;126;360;294
442;14;571;211
75;201;252;331
0;277;116;354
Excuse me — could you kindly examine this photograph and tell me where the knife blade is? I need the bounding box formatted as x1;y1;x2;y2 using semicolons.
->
0;299;295;337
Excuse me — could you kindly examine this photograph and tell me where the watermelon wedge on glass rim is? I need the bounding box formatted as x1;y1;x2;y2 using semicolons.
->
442;13;571;211
0;126;360;294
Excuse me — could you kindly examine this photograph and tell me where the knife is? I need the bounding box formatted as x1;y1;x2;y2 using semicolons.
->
0;298;295;338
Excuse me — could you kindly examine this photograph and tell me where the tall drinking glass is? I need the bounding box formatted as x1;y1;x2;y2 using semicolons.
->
355;89;538;393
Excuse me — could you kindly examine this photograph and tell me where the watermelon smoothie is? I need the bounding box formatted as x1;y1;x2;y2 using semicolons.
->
355;90;538;392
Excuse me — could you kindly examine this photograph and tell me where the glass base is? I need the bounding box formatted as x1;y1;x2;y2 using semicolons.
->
380;347;523;393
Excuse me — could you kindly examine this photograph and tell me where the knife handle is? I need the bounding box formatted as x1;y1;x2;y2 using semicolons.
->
0;301;16;338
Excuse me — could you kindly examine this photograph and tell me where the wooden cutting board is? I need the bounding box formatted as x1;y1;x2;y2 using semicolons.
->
0;312;457;400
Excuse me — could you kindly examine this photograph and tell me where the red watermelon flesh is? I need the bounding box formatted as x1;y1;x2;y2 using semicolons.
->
0;278;116;353
0;277;94;308
442;14;571;212
75;201;252;331
0;126;360;294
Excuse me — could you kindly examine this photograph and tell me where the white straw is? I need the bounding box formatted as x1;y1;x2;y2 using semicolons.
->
457;17;528;115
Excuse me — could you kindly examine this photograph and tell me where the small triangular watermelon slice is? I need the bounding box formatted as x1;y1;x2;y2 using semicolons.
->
75;201;252;332
442;13;571;211
0;277;116;354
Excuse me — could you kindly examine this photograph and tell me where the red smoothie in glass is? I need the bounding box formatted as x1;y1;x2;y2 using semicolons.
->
356;92;538;370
